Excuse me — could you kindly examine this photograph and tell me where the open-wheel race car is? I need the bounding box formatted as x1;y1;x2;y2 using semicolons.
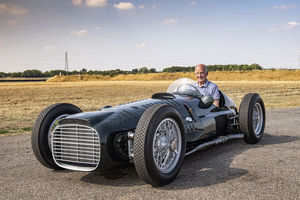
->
32;78;266;186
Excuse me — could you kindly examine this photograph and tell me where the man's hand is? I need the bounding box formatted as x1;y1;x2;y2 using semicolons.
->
213;99;219;107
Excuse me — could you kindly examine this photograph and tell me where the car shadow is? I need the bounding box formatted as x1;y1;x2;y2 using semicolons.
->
80;133;300;189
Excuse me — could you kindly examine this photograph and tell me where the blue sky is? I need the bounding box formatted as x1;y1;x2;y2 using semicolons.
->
0;0;299;72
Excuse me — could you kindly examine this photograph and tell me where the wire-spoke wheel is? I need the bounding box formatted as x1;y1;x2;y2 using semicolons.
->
239;93;266;144
253;102;263;135
134;104;186;186
152;118;182;174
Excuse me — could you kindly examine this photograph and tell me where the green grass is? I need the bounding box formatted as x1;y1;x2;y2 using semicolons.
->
0;129;9;134
0;127;32;136
21;127;32;132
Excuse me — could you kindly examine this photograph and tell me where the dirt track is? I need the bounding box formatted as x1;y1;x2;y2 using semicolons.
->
1;107;299;200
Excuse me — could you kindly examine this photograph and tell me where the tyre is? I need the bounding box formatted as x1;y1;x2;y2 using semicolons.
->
239;93;265;144
31;103;82;169
133;104;186;186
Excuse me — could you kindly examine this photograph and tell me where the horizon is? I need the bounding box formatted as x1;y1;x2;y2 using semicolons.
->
1;0;300;73
2;64;300;74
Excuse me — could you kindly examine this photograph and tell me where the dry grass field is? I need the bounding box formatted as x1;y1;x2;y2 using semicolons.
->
1;80;300;135
48;70;300;82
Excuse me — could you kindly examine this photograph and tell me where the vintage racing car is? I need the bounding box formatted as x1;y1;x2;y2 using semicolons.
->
31;78;266;186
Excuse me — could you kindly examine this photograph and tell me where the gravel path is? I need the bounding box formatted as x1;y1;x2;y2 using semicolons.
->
1;107;299;200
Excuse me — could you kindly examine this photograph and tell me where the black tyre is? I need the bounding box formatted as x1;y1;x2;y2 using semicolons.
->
133;104;186;186
31;103;82;169
239;93;265;144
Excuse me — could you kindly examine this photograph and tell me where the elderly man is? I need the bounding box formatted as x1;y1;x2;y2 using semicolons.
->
193;64;220;107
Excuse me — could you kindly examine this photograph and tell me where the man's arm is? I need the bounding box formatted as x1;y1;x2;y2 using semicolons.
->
210;83;220;107
213;99;219;107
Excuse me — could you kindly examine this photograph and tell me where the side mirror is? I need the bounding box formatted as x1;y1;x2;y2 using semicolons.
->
199;95;214;108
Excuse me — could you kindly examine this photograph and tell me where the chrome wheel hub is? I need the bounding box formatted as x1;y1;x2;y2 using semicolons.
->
157;136;168;151
153;118;182;173
170;141;177;151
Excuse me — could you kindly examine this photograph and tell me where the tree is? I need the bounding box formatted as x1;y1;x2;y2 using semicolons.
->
10;72;23;77
149;68;157;73
22;69;43;77
132;68;138;74
46;70;67;76
70;70;79;75
80;68;87;74
88;70;94;75
250;63;262;70
0;72;8;78
139;67;149;74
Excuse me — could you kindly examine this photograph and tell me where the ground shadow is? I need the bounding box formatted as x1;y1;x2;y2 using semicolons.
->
51;169;74;174
81;133;300;189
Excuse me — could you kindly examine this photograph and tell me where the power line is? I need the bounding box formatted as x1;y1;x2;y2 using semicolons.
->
65;52;69;71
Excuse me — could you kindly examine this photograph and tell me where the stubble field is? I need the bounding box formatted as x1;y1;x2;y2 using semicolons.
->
1;80;300;135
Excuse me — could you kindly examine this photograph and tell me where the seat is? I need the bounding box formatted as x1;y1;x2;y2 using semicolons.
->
219;90;225;108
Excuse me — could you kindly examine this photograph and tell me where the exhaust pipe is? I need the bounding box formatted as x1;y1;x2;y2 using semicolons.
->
185;134;244;156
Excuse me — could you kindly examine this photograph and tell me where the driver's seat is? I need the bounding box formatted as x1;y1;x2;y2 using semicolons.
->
219;90;225;108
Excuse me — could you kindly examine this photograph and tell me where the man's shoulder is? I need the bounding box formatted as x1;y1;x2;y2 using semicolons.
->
207;80;218;89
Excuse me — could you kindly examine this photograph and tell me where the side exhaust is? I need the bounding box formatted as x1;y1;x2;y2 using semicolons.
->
185;134;244;156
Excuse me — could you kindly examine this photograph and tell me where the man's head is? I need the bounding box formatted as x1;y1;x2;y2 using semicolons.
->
195;64;208;84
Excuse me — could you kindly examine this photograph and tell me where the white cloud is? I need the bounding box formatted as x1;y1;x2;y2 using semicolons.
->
114;2;135;10
44;45;55;51
95;26;101;30
287;21;299;27
7;19;19;25
152;4;157;9
135;43;147;48
164;19;180;25
189;2;197;6
85;0;107;7
139;5;145;9
72;0;82;6
269;21;299;32
70;29;87;36
0;3;29;15
273;4;298;10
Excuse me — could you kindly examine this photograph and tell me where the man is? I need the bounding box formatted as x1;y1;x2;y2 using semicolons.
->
193;64;220;107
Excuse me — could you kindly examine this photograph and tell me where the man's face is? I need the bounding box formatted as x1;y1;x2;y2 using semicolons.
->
195;66;208;83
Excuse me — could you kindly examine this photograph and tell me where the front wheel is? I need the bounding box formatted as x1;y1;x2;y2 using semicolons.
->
239;93;266;144
133;104;186;186
31;103;82;169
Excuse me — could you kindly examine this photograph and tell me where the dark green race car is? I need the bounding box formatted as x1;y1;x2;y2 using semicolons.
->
32;78;266;186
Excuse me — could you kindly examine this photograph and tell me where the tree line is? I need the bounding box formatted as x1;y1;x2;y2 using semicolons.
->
0;67;157;78
0;64;263;78
162;64;263;72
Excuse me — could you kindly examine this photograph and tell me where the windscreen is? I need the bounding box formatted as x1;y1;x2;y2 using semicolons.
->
166;78;201;98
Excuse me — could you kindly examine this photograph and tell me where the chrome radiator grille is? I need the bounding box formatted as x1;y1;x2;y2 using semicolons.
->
51;124;100;171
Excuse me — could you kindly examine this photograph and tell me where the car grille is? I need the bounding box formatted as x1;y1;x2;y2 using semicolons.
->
51;124;100;171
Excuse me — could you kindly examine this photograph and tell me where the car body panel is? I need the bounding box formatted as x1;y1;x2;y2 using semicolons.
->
57;90;237;169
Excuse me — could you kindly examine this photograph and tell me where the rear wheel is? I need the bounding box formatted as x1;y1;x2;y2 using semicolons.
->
239;93;265;144
31;103;82;169
134;104;186;186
